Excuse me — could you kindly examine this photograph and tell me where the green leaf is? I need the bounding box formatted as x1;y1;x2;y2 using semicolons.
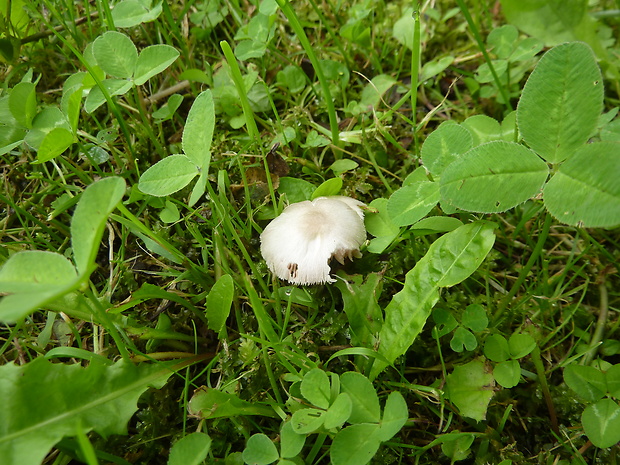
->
71;177;126;276
387;181;440;227
488;25;518;59
420;122;473;177
112;0;163;28
134;44;179;86
508;333;536;359
0;358;172;465
440;433;474;462
138;154;199;197
290;408;325;434
462;115;502;146
364;198;400;254
9;82;37;128
278;177;315;203
206;274;234;335
581;398;620;448
323;393;353;429
461;304;488;332
188;387;277;419
340;372;381;423
301;368;331;409
334;273;383;348
445;360;495;421
280;421;305;459
440;141;548;213
493;359;521;388
242;434;279;465
484;334;510;363
330;159;359;174
330;424;381;465
543;141;620;228
24;107;71;151
92;31;138;78
371;221;495;378
84;78;134;113
563;365;607;402
0;251;76;294
606;364;620;398
182;90;215;168
311;177;343;199
35;128;74;163
168;432;212;465
376;391;408;442
517;42;603;163
450;327;477;353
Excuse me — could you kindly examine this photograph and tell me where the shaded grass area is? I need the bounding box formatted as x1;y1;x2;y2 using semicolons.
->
1;0;619;464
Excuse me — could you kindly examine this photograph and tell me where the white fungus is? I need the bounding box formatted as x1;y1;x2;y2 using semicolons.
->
260;196;366;285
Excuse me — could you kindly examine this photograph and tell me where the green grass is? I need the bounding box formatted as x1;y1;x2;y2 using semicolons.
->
1;0;620;464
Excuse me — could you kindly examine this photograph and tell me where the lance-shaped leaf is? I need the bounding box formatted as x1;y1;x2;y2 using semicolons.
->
370;221;496;379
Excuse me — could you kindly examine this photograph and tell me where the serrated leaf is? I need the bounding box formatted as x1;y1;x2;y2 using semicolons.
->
543;141;620;228
517;42;603;163
92;31;138;78
71;177;126;276
582;398;620;448
0;358;172;465
206;274;234;335
371;222;495;378
134;44;179;86
168;432;212;465
387;181;440;227
182;90;215;168
445;360;494;421
138;154;199;196
441;141;548;213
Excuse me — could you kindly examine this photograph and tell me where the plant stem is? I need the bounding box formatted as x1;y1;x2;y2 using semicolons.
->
410;5;421;156
584;282;609;365
530;345;559;435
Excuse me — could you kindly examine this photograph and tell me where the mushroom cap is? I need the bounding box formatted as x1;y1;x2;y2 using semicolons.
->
260;196;366;285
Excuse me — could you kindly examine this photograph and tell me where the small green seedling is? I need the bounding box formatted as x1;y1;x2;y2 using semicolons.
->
484;333;536;388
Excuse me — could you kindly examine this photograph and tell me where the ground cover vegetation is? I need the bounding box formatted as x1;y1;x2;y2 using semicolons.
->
1;0;620;463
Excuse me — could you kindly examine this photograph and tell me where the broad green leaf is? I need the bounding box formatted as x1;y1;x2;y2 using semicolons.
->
462;115;502;146
582;398;620;448
508;333;536;359
0;126;26;156
420;122;473;176
410;216;463;234
35;128;74;163
0;358;172;465
543;141;620;228
153;94;184;121
322;393;353;429
71;177;126;276
182;90;215;168
280;421;305;459
487;25;518;59
9;82;37;128
445;360;495;421
461;304;488;332
0;251;76;293
432;308;459;338
290;408;325;434
359;74;397;109
330;159;359;174
206;274;234;335
301;368;331;409
450;327;477;353
311;177;343;199
24;107;71;150
134;44;179;86
188;387;277;419
371;221;495;378
364;198;400;254
376;391;408;442
563;365;607;402
340;372;381;423
420;55;454;81
334;272;383;348
441;141;548;213
84;78;134;113
606;364;620;398
330;424;381;465
92;31;138;78
387;181;440;227
278;177;315;203
517;42;603;163
168;432;212;465
112;0;163;28
242;434;279;465
138;154;199;196
441;433;475;462
484;334;510;363
493;359;521;388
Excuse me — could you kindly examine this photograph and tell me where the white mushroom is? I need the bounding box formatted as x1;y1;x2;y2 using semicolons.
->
260;196;366;285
